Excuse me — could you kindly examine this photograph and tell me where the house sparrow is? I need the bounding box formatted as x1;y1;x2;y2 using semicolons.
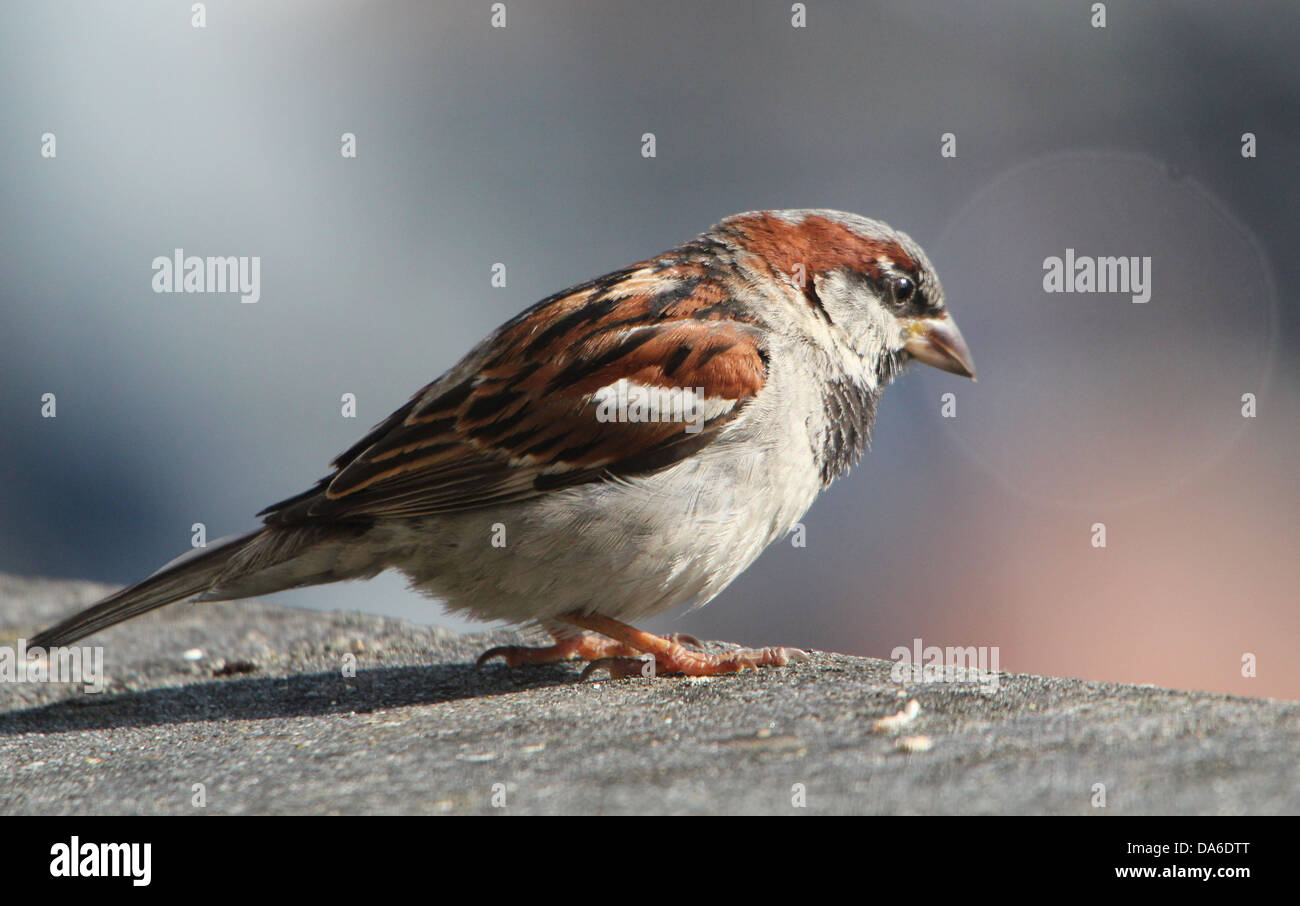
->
31;209;975;678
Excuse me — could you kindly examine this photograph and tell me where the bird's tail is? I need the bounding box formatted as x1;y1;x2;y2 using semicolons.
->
28;531;265;648
28;523;377;649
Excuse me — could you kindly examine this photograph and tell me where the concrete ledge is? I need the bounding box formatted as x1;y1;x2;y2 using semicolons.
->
2;572;1296;815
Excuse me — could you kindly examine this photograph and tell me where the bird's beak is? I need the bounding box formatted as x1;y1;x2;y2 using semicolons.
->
904;314;977;381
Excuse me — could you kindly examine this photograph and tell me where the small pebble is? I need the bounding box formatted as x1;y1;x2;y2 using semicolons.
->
873;699;921;733
896;735;934;754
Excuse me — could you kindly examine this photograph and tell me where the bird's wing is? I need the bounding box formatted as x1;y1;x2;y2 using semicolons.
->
259;277;768;524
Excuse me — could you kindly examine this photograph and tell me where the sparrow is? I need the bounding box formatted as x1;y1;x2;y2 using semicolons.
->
31;209;975;678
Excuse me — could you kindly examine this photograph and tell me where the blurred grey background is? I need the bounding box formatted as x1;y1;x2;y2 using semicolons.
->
2;1;1296;698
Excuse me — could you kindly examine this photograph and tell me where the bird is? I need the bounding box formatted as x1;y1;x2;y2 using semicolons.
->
31;209;975;679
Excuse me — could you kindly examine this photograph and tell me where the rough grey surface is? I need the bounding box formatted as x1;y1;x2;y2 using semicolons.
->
1;572;1296;815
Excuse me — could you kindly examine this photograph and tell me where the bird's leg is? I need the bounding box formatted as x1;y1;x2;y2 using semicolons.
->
559;613;808;680
476;632;643;668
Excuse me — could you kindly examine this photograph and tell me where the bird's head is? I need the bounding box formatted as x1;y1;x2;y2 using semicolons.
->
718;209;976;384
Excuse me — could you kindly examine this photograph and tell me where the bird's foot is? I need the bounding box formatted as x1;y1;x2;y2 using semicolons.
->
578;645;808;680
561;613;808;680
476;629;706;669
476;633;641;668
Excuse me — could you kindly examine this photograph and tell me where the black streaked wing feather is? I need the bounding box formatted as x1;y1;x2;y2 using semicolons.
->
259;285;767;525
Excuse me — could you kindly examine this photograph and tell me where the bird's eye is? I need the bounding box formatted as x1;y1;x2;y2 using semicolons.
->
891;276;915;305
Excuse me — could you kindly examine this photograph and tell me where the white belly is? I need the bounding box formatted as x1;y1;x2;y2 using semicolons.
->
393;416;822;626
